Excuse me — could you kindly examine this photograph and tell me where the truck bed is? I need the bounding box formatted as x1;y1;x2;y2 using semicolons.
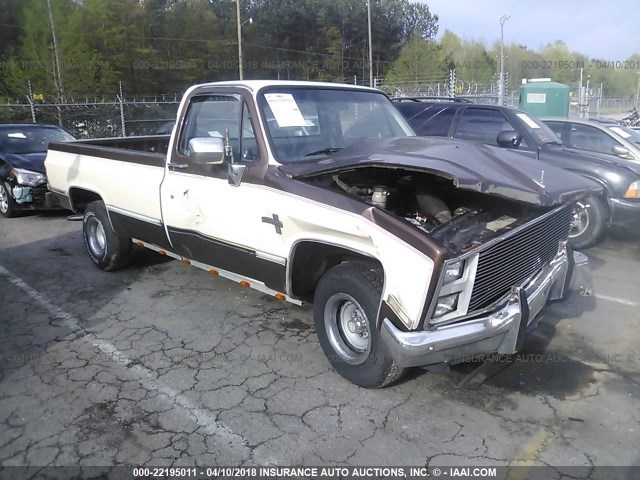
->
45;135;170;232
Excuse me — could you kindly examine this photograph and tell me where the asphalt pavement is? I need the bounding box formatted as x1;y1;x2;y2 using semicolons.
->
0;212;639;472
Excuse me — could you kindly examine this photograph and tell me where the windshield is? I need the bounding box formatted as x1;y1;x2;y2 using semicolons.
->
257;88;414;164
0;127;75;154
607;125;640;146
514;112;562;145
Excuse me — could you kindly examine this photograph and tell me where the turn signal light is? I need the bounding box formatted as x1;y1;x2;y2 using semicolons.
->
624;181;639;199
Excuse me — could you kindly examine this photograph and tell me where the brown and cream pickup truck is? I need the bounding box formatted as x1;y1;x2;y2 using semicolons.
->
44;81;598;388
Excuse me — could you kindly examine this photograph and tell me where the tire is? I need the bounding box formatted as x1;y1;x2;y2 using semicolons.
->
568;196;607;250
83;200;133;271
0;181;17;218
313;261;404;388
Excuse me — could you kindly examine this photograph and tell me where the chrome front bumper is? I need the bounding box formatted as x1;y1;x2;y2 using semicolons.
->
380;248;590;368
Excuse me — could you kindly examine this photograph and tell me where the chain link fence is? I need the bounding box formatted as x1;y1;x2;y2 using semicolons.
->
1;81;636;139
0;96;181;139
378;70;519;106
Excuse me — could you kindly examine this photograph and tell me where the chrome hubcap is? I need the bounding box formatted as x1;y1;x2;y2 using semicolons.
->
87;217;106;256
0;185;8;213
324;293;371;365
569;201;590;238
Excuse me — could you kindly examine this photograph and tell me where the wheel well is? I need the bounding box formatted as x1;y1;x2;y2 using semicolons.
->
69;188;103;212
289;241;382;301
566;172;612;217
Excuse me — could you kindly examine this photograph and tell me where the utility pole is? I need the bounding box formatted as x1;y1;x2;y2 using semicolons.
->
498;14;510;106
46;0;65;103
236;0;243;80
635;72;640;109
367;0;373;88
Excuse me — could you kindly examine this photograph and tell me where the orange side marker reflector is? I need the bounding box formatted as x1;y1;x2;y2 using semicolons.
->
239;280;250;287
274;293;286;301
135;241;144;247
208;269;219;276
180;259;191;265
158;250;167;255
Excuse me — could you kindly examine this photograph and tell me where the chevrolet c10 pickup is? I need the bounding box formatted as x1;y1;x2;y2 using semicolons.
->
44;81;598;388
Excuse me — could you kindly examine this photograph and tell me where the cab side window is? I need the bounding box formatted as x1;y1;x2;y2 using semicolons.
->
545;121;566;140
413;105;456;136
565;123;623;156
178;95;258;162
454;108;515;146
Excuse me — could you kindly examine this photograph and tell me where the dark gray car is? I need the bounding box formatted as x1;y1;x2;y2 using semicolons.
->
394;99;640;249
541;117;640;162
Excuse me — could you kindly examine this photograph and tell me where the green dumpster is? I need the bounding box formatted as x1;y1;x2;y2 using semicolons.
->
519;80;570;117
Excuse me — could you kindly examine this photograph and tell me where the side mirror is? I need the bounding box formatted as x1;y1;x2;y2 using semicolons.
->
188;137;225;165
497;130;522;148
612;145;631;158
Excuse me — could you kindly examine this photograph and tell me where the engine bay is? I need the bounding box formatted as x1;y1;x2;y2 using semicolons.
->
325;167;551;254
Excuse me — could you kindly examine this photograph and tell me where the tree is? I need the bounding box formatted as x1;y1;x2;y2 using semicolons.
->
385;31;446;86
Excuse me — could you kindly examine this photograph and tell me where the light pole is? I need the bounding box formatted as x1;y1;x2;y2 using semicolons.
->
236;0;253;80
367;0;373;87
499;14;510;106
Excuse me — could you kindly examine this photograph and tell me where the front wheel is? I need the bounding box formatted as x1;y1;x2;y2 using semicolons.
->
0;181;17;218
313;261;404;388
568;196;607;250
83;200;133;271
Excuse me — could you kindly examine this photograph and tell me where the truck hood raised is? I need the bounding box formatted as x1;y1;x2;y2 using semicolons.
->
279;137;602;206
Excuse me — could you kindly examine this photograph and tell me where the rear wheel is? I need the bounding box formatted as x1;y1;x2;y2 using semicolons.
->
313;261;404;388
0;181;17;218
83;200;133;271
568;196;607;250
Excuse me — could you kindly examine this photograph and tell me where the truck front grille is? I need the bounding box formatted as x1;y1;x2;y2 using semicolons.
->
467;204;574;312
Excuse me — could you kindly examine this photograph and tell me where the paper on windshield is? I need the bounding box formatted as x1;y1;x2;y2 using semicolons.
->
264;93;307;127
516;113;541;129
610;126;632;139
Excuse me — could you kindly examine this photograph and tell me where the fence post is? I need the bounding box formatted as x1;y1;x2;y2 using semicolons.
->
27;81;37;123
118;82;126;137
448;69;456;97
26;96;36;123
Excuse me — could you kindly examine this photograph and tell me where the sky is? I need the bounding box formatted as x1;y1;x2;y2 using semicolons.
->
420;0;639;60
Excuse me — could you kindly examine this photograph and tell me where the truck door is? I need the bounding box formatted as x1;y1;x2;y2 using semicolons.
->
160;92;286;291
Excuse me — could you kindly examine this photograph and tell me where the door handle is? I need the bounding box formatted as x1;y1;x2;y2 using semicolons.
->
168;162;188;170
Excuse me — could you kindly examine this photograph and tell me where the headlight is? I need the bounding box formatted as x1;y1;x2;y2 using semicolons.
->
10;168;46;187
443;260;464;284
433;293;459;318
624;180;639;199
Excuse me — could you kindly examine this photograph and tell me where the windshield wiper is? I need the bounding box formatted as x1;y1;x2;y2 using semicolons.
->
304;147;343;157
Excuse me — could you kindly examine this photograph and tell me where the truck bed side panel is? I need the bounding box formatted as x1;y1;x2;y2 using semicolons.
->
45;144;167;244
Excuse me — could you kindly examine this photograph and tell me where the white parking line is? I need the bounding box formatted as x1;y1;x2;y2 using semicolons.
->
597;294;639;307
0;264;238;440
